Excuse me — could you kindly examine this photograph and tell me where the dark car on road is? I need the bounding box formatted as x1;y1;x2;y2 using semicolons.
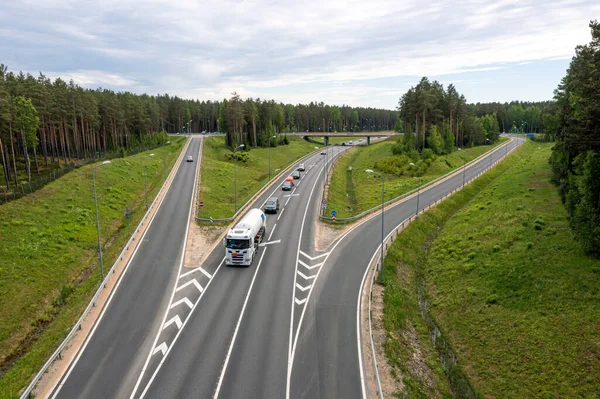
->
292;171;301;179
264;197;280;214
282;181;293;191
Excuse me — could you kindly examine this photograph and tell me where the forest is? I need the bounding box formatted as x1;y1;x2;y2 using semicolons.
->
0;65;397;193
549;21;600;256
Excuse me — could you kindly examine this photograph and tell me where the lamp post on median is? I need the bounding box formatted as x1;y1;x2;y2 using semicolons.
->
458;148;466;187
409;162;421;217
92;160;111;281
366;169;385;284
268;135;276;180
143;153;155;211
233;144;245;213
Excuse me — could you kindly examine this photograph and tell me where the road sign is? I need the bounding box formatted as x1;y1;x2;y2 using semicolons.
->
322;199;327;205
124;206;131;220
331;210;337;217
199;201;204;207
332;216;336;221
321;203;326;209
210;216;213;223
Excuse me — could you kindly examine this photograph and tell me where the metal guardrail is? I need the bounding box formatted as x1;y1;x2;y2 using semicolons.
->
363;137;522;398
19;138;192;399
320;139;514;223
195;147;325;223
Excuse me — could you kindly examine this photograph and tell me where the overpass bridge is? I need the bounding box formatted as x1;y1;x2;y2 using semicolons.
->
299;131;399;146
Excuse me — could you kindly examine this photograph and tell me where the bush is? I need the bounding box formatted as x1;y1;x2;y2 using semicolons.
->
421;148;435;161
408;149;421;162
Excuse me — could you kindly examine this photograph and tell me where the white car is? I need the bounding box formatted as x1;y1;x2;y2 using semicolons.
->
186;156;193;162
297;163;306;171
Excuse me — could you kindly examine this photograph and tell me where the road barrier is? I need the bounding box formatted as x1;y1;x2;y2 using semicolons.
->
362;137;522;398
322;139;516;223
19;138;192;399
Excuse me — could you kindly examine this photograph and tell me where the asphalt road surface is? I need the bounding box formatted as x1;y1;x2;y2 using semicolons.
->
50;137;522;399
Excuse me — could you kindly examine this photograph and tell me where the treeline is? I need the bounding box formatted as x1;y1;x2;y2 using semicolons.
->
398;78;501;151
550;21;600;256
470;101;558;138
218;92;398;148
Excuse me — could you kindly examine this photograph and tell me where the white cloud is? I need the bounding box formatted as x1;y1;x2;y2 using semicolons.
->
1;0;598;107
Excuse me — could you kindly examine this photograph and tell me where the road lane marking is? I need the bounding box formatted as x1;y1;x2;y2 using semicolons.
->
283;194;299;197
295;283;311;292
178;266;212;279
294;298;306;305
213;248;269;399
152;342;168;356
259;239;281;247
163;315;182;330
277;208;285;220
297;271;316;280
170;297;193;310
285;197;291;206
286;161;327;399
268;224;277;241
51;138;197;399
298;259;322;270
298;250;328;261
137;257;226;399
175;278;203;293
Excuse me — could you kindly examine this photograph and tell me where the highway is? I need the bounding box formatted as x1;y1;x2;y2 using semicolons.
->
49;137;522;398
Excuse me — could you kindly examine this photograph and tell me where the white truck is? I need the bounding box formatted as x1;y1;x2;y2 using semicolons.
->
224;208;267;266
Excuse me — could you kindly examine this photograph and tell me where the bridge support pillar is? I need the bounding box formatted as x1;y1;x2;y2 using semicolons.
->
324;136;329;146
367;136;371;145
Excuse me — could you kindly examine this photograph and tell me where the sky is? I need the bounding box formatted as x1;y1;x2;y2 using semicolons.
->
1;0;599;109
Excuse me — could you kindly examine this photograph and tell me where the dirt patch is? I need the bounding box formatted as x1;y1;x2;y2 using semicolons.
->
184;221;226;268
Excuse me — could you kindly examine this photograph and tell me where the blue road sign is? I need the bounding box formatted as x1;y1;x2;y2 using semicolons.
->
331;210;337;217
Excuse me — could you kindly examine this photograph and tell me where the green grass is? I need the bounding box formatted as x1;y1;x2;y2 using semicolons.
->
0;137;186;398
326;139;505;219
198;135;322;219
382;141;600;397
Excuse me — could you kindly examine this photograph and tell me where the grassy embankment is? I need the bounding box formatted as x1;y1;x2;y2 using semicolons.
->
0;137;186;398
326;138;505;219
198;135;323;219
381;141;600;397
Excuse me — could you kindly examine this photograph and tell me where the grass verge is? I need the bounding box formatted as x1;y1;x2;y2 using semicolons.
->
198;135;323;219
381;141;600;397
327;139;505;219
0;137;186;398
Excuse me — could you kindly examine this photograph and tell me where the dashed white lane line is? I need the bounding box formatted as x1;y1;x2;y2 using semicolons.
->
268;224;277;241
163;315;182;330
175;278;203;293
277;208;285;220
178;266;212;280
170;297;193;310
285;197;291;206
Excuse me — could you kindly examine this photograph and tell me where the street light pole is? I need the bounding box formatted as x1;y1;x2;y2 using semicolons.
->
143;153;155;211
268;135;276;180
409;163;421;216
366;169;384;284
92;160;111;281
233;144;245;212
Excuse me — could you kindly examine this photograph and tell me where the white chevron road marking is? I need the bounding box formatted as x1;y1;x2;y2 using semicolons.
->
170;297;193;310
295;283;311;292
175;278;203;293
152;342;168;356
163;315;182;330
299;250;329;261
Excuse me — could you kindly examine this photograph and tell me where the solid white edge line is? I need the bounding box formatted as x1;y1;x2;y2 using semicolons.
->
129;137;202;398
213;248;269;399
285;161;326;399
51;137;193;399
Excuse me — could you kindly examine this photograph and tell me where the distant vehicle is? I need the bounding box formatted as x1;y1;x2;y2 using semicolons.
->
320;151;326;155
297;163;306;171
292;171;300;179
349;141;353;144
282;181;293;191
264;197;279;214
224;209;266;266
186;156;193;162
341;142;346;146
201;130;206;134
